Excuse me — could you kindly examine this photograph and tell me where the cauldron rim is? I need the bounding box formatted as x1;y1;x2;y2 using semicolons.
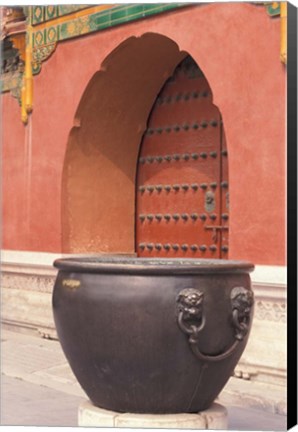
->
53;256;254;275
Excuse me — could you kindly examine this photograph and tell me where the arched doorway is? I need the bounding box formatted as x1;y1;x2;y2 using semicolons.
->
61;34;228;256
136;56;229;258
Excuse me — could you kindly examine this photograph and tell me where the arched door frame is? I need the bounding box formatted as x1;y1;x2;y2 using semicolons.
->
61;32;228;255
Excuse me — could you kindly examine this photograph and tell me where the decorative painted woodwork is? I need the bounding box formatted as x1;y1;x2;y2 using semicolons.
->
30;4;189;75
266;2;281;16
136;56;229;258
0;8;26;105
264;1;286;64
31;5;90;25
1;4;190;123
280;2;287;64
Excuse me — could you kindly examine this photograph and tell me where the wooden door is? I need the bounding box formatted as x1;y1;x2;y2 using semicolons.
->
136;56;229;258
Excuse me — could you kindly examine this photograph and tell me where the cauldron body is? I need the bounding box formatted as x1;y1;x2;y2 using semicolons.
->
52;257;254;414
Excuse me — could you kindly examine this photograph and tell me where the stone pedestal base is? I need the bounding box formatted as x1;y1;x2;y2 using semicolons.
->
78;400;228;429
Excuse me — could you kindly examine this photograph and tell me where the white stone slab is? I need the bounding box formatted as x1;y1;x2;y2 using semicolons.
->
78;401;117;427
78;400;228;429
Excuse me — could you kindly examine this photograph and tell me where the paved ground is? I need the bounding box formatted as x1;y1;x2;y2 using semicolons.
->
1;375;84;427
0;328;287;430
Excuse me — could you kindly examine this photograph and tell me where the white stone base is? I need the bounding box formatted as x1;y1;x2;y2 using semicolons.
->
78;400;228;429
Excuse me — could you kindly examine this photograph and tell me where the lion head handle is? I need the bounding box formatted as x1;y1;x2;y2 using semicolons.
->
177;288;204;326
231;286;254;340
176;286;254;362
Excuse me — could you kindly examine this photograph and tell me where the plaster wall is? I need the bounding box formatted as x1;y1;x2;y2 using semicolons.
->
2;3;286;265
2;95;27;249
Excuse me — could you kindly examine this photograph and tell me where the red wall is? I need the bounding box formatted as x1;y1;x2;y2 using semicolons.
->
2;95;26;249
2;3;286;265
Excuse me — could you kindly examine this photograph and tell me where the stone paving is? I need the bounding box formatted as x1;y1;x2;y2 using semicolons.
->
0;328;287;430
1;375;84;427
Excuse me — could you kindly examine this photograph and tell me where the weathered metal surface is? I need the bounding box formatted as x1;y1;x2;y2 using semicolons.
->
53;256;254;414
136;56;229;258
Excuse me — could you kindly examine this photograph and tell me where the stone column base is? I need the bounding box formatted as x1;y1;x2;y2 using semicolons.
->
78;400;228;429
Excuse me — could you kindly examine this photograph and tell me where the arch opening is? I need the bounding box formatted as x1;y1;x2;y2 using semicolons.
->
61;33;229;256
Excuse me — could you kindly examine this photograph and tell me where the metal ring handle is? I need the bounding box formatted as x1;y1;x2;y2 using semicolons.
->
176;287;254;363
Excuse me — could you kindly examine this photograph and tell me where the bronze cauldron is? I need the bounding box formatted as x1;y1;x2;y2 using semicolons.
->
52;257;254;413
